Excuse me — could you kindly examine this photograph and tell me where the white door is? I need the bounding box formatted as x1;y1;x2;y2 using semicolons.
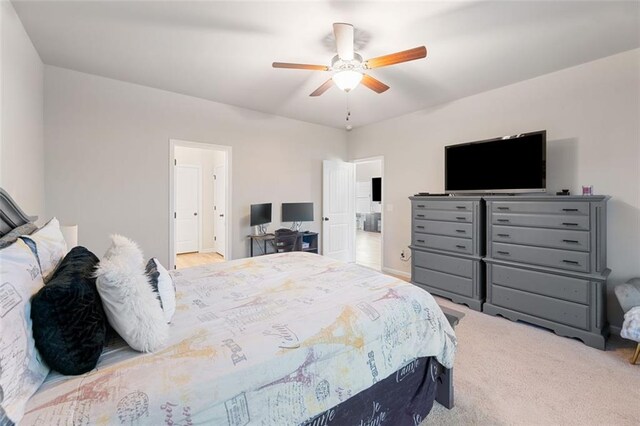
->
176;165;200;254
322;160;356;262
214;164;226;258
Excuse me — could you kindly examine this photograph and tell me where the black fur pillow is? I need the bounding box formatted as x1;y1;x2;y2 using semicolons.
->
30;246;107;375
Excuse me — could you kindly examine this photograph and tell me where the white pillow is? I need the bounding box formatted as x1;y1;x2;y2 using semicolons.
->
146;258;176;323
20;217;67;282
0;239;50;424
95;235;168;352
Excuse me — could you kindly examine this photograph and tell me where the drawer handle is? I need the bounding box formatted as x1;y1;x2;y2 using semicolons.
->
455;206;467;209
455;229;466;234
416;225;425;229
417;239;425;243
417;204;425;208
497;233;510;237
496;206;510;211
456;216;466;220
562;222;579;226
455;245;466;249
497;251;510;256
417;214;425;218
562;239;580;244
497;219;510;223
562;208;579;212
562;260;580;265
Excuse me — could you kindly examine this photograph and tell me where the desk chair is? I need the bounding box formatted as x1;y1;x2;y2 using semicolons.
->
274;229;298;253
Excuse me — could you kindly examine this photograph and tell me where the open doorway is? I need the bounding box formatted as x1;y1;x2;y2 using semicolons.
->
353;157;383;271
169;140;232;270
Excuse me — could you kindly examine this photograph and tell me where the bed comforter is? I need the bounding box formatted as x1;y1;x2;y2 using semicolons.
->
22;252;456;425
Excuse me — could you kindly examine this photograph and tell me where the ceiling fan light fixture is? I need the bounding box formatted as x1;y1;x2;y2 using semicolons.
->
333;70;363;92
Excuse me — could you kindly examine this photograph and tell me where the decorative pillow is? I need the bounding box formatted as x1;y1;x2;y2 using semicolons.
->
95;235;168;352
30;246;107;375
145;258;176;323
0;222;37;249
0;239;50;424
20;217;67;282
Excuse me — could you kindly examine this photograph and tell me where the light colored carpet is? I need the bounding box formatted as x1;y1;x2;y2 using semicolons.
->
422;296;640;425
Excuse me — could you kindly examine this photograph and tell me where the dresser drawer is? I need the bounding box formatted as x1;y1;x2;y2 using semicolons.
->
414;219;472;239
413;249;473;278
414;266;473;297
492;201;589;216
414;234;473;255
413;200;473;212
492;213;590;230
414;209;472;223
492;242;590;273
491;285;589;330
491;226;590;252
490;264;589;304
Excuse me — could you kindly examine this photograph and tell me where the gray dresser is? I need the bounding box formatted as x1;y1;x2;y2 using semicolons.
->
483;195;609;349
410;196;485;311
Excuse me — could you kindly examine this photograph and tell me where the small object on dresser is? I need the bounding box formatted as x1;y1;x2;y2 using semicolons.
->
556;189;571;196
582;185;593;196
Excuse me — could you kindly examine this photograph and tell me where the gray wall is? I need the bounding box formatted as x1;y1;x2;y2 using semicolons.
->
0;1;44;222
44;66;347;265
348;49;640;328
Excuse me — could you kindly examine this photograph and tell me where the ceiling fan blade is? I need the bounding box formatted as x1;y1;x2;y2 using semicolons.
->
333;22;354;60
310;79;334;97
365;46;427;69
273;62;329;71
361;74;390;94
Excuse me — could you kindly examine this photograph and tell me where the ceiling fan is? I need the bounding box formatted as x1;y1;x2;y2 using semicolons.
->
273;23;427;97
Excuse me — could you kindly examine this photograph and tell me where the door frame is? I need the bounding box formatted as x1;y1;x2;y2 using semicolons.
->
175;164;202;254
169;139;233;269
352;156;384;271
212;163;226;257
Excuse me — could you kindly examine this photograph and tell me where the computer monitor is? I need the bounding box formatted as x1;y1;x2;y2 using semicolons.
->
250;203;272;227
282;202;314;224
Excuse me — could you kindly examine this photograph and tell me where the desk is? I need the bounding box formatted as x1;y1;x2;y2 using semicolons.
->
248;231;318;257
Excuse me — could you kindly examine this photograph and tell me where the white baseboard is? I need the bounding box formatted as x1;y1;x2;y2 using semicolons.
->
199;248;217;254
382;267;411;279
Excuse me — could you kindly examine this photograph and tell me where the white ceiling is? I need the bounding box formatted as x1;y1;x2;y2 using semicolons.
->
13;1;640;129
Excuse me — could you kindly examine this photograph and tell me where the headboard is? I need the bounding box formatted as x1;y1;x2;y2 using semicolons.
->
0;188;38;237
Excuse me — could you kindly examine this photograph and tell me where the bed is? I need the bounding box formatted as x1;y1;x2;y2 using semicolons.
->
1;189;457;425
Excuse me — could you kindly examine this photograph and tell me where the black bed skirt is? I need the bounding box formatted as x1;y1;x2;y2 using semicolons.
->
301;357;440;426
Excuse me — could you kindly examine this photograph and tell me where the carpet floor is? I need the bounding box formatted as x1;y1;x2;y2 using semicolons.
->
422;296;640;425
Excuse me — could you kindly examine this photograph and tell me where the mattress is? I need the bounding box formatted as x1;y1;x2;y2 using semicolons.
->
22;252;456;425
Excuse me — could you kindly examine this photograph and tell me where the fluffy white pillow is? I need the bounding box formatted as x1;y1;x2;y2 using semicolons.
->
95;235;168;352
0;239;50;424
20;217;67;281
146;258;176;323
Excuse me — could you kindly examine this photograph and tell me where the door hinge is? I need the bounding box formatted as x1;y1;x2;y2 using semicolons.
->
174;159;177;166
214;236;217;241
214;174;217;180
214;205;217;211
174;212;176;219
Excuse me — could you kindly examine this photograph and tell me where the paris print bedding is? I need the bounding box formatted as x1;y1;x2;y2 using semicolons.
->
21;252;456;425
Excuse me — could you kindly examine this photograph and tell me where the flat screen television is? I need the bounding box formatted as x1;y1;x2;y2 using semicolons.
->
282;202;313;222
371;177;382;202
445;130;546;193
250;203;272;226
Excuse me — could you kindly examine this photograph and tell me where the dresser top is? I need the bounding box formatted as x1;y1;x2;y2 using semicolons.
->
483;194;609;202
410;194;609;202
409;195;483;201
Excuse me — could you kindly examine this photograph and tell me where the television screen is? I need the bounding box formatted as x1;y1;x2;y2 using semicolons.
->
282;202;314;222
372;177;382;202
445;131;546;193
250;203;272;226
